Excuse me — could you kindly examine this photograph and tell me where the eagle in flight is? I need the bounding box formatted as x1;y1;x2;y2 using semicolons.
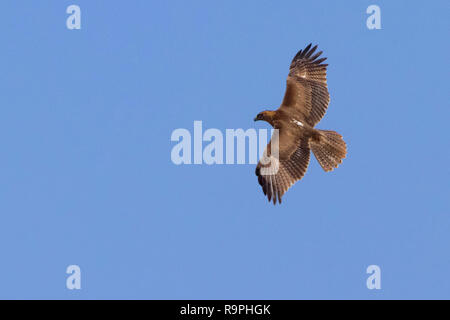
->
254;43;347;204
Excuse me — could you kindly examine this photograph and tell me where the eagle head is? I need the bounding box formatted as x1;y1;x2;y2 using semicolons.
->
254;110;276;123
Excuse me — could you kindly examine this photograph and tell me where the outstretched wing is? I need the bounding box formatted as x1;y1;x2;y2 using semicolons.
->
255;137;310;204
279;43;330;127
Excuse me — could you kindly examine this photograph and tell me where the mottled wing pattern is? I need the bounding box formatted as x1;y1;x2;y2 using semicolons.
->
255;138;310;204
280;44;330;127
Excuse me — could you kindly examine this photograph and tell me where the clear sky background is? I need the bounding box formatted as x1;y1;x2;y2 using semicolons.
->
0;1;448;299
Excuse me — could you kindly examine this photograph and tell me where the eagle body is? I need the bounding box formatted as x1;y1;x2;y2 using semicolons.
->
254;44;347;204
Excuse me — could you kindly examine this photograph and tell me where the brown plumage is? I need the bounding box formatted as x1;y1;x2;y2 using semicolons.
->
254;43;347;204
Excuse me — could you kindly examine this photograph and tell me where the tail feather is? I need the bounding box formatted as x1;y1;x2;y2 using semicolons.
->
311;130;347;172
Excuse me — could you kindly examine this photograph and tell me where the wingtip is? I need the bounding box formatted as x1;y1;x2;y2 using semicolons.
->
304;43;312;53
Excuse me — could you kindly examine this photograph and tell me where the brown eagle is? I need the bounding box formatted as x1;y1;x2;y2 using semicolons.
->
254;43;346;204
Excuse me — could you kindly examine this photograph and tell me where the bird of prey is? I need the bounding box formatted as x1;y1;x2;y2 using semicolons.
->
254;43;346;204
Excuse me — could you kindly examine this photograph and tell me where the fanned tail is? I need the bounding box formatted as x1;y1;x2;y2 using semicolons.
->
310;130;346;172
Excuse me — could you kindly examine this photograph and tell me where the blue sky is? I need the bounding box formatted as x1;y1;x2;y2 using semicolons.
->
0;1;448;299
